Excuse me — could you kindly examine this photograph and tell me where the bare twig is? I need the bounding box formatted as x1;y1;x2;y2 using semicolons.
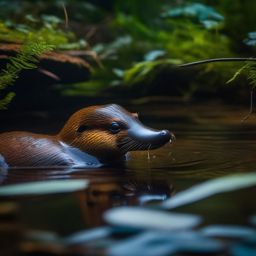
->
38;68;60;81
61;2;69;29
179;57;256;68
241;88;255;122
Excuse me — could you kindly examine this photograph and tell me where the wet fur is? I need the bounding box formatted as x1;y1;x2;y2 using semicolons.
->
0;104;170;167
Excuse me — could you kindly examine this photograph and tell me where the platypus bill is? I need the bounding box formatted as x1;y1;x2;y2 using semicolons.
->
0;104;175;168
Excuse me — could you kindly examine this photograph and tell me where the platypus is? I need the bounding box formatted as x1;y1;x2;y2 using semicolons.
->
0;104;174;168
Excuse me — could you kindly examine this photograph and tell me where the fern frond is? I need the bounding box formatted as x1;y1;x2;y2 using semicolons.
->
247;64;256;88
227;62;256;88
226;63;250;84
0;41;54;109
0;92;15;109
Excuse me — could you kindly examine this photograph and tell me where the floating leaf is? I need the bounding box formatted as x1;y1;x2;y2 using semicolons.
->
104;207;201;230
201;225;256;239
64;227;112;245
109;231;224;256
162;173;256;209
0;179;89;197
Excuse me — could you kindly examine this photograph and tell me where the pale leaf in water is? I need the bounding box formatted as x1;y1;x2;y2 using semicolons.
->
109;231;224;256
104;206;201;230
201;225;256;239
162;173;256;209
0;179;89;197
64;227;112;245
64;226;139;245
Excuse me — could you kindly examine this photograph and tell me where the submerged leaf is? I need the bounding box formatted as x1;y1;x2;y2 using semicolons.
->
104;206;201;230
0;179;89;197
162;173;256;209
109;231;224;256
64;226;112;245
201;225;256;239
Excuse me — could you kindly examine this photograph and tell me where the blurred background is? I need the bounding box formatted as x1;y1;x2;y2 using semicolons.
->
0;0;256;128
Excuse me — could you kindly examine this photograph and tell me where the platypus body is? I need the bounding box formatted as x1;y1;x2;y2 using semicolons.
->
0;104;174;168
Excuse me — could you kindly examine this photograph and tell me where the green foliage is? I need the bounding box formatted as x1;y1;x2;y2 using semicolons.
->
162;3;224;29
227;31;256;89
83;1;234;95
0;0;255;101
0;6;89;108
0;92;15;109
123;59;182;86
0;20;86;50
0;41;54;109
226;64;249;84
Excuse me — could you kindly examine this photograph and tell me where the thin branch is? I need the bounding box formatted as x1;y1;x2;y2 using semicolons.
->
61;2;69;29
241;88;254;123
179;57;256;68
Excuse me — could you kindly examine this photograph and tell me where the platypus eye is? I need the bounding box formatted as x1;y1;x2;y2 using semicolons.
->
77;125;88;133
109;122;121;134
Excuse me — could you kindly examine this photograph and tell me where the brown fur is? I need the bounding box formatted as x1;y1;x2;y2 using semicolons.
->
58;105;130;161
0;104;171;167
0;132;74;167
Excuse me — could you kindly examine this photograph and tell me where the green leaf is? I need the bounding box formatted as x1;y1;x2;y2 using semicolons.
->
0;92;15;109
0;41;54;109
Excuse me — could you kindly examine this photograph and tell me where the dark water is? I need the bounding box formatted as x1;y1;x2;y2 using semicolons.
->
0;102;256;254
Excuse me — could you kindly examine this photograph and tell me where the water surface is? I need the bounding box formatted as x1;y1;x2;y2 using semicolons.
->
0;102;256;253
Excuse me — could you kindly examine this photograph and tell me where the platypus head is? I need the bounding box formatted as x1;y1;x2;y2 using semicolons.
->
58;104;175;162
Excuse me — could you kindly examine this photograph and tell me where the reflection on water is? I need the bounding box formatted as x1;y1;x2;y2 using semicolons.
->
0;103;256;254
